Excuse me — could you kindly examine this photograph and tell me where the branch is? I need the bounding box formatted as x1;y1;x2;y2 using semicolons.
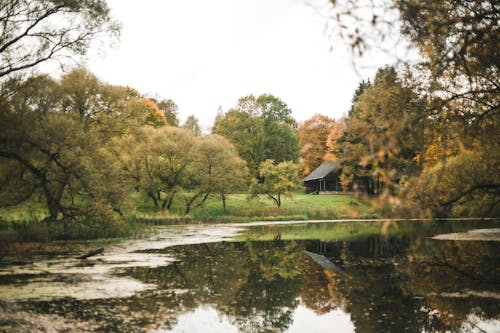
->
440;183;500;207
0;5;63;54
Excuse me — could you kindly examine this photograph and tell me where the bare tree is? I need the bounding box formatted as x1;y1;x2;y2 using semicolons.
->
0;0;120;80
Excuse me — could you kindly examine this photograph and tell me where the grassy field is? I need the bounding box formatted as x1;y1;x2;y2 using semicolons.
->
0;192;377;242
132;192;376;223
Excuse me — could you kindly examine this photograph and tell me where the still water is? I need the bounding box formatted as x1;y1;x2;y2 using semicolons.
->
0;220;499;332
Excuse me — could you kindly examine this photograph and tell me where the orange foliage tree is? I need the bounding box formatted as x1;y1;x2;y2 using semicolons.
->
324;117;346;162
298;114;336;176
125;98;167;127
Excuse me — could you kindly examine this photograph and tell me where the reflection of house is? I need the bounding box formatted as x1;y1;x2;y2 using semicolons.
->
303;162;342;193
303;162;375;194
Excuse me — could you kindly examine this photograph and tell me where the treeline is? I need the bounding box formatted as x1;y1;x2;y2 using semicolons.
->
0;0;498;224
1;67;497;222
0;68;268;224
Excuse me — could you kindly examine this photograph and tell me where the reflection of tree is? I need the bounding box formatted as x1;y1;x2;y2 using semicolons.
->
397;239;500;331
16;222;500;332
226;241;303;332
248;240;302;281
124;240;304;332
299;254;344;315
336;261;430;333
300;236;430;332
304;232;500;333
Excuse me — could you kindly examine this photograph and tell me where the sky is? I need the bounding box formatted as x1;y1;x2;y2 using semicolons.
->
86;0;398;131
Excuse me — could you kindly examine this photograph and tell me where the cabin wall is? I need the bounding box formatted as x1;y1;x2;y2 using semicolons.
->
304;171;376;194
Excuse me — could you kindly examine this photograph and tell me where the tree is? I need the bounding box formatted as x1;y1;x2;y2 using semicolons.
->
0;0;119;81
250;160;301;208
401;148;500;217
335;67;426;193
60;67;102;118
125;97;167;127
298;114;336;176
323;116;346;162
156;98;179;126
182;134;249;213
213;94;299;177
113;126;197;212
0;75;127;223
397;0;499;123
348;80;371;116
323;1;499;214
213;107;264;176
182;114;202;136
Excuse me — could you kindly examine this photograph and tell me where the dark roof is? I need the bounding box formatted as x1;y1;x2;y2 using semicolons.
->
303;162;340;182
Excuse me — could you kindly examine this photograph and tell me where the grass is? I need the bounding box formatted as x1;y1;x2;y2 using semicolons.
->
131;192;377;222
0;192;377;243
198;193;376;222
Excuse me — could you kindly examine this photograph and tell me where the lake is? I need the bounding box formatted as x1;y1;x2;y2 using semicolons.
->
0;219;499;332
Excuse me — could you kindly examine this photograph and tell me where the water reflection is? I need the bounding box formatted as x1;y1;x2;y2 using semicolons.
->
1;220;499;332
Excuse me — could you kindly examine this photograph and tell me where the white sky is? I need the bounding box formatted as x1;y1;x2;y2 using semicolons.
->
86;0;398;131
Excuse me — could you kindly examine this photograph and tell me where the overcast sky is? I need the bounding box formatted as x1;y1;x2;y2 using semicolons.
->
86;0;397;131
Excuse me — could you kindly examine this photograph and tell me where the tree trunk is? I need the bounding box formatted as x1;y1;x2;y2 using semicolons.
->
164;189;178;211
147;192;159;210
221;192;226;212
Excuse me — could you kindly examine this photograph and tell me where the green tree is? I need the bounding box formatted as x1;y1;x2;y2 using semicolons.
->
348;80;371;116
213;107;264;176
251;160;301;208
60;67;103;118
113;126;197;212
213;94;299;177
156;98;179;126
0;79;127;223
182;134;249;213
0;0;119;81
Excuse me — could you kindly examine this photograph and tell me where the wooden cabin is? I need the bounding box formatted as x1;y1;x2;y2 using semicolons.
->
303;162;376;194
303;162;342;193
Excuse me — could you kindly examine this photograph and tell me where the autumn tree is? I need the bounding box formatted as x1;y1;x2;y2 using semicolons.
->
335;67;426;193
0;0;119;81
125;97;167;127
401;135;500;217
213;94;299;177
323;116;346;162
326;0;499;214
250;160;301;208
298;114;336;176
